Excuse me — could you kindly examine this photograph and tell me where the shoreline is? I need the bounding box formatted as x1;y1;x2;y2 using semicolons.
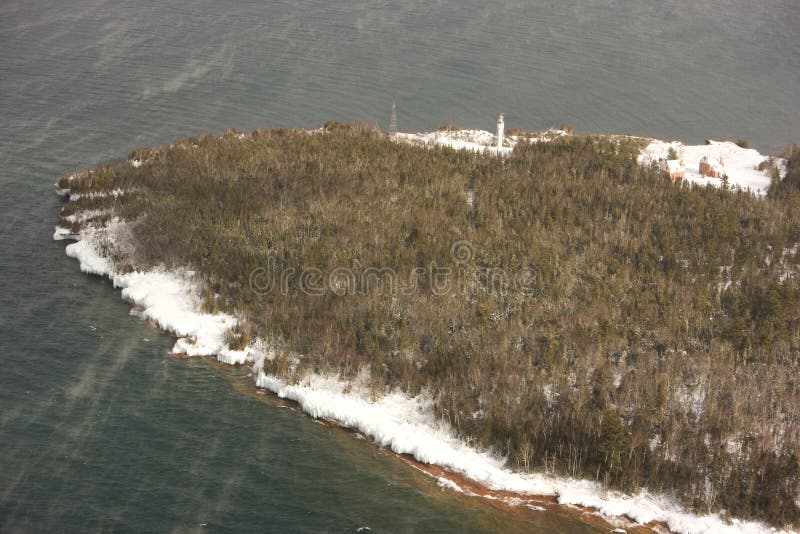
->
210;358;658;533
199;353;655;533
53;129;794;534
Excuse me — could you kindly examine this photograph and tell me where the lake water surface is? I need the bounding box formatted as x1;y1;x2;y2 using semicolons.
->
1;1;797;531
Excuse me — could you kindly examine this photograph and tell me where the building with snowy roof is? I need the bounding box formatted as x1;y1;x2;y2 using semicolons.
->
699;156;725;178
660;159;685;181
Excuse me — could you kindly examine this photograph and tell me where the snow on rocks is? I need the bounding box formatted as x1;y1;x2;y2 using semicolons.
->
252;369;790;534
64;188;127;202
54;210;109;241
218;338;273;366
118;270;235;357
65;237;114;277
54;226;79;241
61;221;236;358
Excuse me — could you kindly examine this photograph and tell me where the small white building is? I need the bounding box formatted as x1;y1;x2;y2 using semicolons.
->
660;159;685;181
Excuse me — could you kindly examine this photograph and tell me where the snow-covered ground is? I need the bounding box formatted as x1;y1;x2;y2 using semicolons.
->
395;129;513;156
638;139;781;197
394;128;569;156
396;130;781;199
54;128;794;534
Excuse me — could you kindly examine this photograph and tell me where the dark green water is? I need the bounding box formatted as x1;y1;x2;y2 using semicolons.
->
0;0;797;531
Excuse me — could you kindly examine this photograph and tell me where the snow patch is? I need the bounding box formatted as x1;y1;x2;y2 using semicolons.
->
395;127;570;156
436;476;465;493
218;338;273;366
396;129;513;156
53;226;79;241
62;222;236;357
638;140;781;197
67;188;126;202
65;236;114;277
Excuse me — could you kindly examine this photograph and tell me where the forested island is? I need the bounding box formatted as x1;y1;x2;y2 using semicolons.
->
56;123;800;530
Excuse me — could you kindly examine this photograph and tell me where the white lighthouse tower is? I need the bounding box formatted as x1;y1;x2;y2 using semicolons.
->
496;113;504;150
389;99;397;136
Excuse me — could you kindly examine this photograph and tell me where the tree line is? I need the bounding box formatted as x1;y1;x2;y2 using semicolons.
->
59;123;800;526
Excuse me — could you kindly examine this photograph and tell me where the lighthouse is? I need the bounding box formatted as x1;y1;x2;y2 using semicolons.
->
496;113;504;150
389;99;397;136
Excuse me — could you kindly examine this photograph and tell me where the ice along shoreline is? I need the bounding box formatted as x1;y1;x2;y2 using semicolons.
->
54;128;792;534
